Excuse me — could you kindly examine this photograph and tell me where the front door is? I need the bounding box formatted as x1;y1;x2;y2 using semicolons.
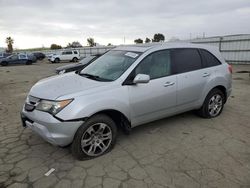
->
127;50;177;126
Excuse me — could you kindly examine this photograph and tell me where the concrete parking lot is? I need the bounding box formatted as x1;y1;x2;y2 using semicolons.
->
0;61;249;188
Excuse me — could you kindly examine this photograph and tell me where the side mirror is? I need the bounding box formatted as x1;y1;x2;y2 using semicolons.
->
133;74;150;84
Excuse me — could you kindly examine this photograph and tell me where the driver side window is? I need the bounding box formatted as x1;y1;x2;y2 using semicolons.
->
135;50;171;80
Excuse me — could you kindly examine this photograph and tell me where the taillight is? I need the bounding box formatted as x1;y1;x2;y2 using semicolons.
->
228;64;232;74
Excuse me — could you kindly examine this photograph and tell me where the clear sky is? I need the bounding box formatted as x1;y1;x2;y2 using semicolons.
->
0;0;250;49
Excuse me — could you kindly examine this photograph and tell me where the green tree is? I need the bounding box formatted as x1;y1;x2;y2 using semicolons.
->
145;38;151;43
5;37;14;53
50;44;62;49
67;41;82;48
152;33;165;42
87;38;96;47
134;38;143;44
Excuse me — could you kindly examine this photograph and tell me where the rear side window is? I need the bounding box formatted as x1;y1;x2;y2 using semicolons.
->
74;51;78;54
200;49;221;67
66;51;73;55
172;48;202;74
135;50;171;80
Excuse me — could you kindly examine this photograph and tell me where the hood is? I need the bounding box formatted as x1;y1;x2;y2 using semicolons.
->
29;72;110;100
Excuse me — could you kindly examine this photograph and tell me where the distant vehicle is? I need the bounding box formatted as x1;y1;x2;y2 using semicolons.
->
47;53;56;59
0;52;11;59
48;50;80;63
28;53;37;62
55;55;101;74
0;54;35;66
33;52;45;60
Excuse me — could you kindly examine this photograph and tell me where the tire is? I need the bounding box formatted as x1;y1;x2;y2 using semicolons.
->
1;61;8;66
71;114;117;160
72;57;78;62
54;58;60;63
197;88;225;118
26;60;32;65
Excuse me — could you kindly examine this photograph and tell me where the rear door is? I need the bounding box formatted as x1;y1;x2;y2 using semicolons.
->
127;50;177;126
61;51;68;61
172;48;207;107
18;54;28;64
66;51;73;60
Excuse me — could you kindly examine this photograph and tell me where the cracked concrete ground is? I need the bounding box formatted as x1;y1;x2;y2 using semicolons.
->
0;61;250;188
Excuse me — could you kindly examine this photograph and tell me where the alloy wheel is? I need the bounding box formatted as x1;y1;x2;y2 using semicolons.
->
81;123;112;156
208;94;223;117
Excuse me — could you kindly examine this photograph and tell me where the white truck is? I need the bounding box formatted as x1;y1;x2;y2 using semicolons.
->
48;50;80;63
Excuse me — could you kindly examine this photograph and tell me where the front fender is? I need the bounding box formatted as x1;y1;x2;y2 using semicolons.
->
55;87;130;121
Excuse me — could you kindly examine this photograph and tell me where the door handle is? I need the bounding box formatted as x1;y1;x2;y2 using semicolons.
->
164;82;175;87
203;73;210;77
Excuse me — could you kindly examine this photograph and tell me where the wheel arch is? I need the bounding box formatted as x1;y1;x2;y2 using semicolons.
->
1;61;8;66
210;85;227;103
88;109;131;134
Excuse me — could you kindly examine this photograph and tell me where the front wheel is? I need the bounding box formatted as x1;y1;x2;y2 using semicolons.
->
197;88;225;118
71;114;117;160
54;58;60;63
1;61;8;66
26;60;32;65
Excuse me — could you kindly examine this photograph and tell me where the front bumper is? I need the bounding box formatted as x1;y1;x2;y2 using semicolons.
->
21;107;83;146
48;58;54;62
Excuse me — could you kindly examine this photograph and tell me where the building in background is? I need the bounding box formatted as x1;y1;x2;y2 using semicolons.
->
189;34;250;64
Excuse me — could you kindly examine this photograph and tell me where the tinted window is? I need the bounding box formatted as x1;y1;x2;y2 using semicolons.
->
74;51;78;54
172;49;202;74
200;49;221;67
66;51;73;55
135;50;171;80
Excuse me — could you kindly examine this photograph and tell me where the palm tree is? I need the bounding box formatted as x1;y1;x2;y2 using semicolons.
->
87;38;95;47
6;37;14;53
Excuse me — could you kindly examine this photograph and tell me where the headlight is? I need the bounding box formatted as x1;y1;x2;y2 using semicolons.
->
36;99;73;115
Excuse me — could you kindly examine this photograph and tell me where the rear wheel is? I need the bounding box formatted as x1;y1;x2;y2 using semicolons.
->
197;88;225;118
1;61;8;66
71;114;117;160
72;57;78;62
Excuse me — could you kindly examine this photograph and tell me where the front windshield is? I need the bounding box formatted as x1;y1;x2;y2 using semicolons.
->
7;55;17;59
80;50;141;81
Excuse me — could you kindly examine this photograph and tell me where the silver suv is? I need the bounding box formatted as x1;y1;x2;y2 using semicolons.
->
21;43;232;160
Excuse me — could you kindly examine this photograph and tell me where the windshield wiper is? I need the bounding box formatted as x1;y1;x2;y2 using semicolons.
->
79;73;112;81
